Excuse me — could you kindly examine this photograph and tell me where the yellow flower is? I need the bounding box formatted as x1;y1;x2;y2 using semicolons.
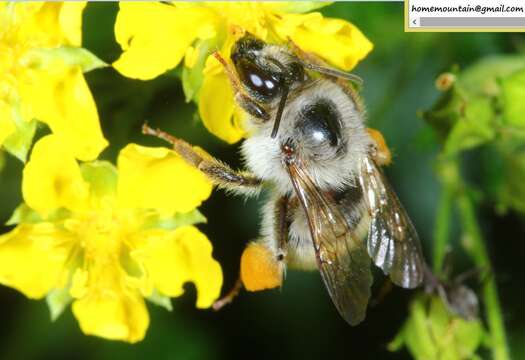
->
0;135;221;343
0;2;107;161
113;2;373;143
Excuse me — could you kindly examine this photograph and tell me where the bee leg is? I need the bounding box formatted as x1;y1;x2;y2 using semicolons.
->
212;277;243;311
240;241;283;292
212;199;289;310
370;279;393;307
275;194;290;260
142;124;262;195
367;128;392;166
235;94;270;121
212;52;270;122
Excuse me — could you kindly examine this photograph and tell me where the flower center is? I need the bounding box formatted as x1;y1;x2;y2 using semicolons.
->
67;208;134;265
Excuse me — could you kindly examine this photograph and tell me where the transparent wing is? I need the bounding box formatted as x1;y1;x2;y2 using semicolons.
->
287;161;372;325
358;156;424;289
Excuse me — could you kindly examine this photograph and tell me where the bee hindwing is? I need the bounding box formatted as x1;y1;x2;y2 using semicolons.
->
358;156;424;289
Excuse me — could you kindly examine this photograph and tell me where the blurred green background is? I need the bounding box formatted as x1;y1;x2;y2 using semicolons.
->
1;2;524;359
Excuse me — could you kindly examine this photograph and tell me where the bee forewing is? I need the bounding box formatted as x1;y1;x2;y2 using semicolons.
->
287;161;373;325
358;156;424;289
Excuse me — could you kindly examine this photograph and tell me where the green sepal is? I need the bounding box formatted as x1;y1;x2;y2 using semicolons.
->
142;209;207;231
80;161;118;199
6;203;71;225
27;46;107;73
389;295;486;360
458;54;525;98
147;289;173;312
182;38;220;103
422;85;464;142
486;148;525;215
443;98;495;156
46;287;73;322
501;69;525;128
3;114;37;163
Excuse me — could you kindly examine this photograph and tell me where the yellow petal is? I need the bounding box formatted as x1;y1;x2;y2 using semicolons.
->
58;2;87;46
70;268;89;299
0;223;71;299
0;103;16;146
184;46;199;69
117;144;212;214
199;71;245;144
21;3;62;47
18;65;107;161
134;226;222;308
272;13;373;71
0;3;43;34
29;3;83;48
71;265;149;343
263;2;331;14
113;2;217;80
22;135;89;215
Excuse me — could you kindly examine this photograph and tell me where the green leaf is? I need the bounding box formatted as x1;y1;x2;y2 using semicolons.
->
147;289;173;312
443;98;495;156
80;161;118;198
27;46;107;73
46;288;73;321
143;209;207;231
501;69;525;128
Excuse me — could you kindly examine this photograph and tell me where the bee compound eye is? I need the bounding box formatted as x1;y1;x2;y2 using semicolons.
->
236;59;280;99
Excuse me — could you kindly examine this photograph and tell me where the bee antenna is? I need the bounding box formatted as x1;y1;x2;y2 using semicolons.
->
302;62;363;87
271;84;289;138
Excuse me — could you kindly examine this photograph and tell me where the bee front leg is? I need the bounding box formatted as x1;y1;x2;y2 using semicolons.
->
142;124;262;196
235;94;270;121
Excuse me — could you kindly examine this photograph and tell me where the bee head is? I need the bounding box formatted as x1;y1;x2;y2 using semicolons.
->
231;34;284;101
231;34;306;138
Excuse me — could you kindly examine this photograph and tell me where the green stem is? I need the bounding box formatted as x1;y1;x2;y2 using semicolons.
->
456;191;510;360
432;184;454;274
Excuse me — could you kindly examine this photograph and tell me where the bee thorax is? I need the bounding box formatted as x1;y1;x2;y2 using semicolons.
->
241;80;373;195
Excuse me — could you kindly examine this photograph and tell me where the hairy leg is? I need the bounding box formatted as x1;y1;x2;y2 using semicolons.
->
143;124;262;195
275;194;290;260
213;195;290;310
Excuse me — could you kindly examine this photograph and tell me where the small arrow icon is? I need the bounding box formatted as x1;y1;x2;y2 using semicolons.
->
413;19;417;25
